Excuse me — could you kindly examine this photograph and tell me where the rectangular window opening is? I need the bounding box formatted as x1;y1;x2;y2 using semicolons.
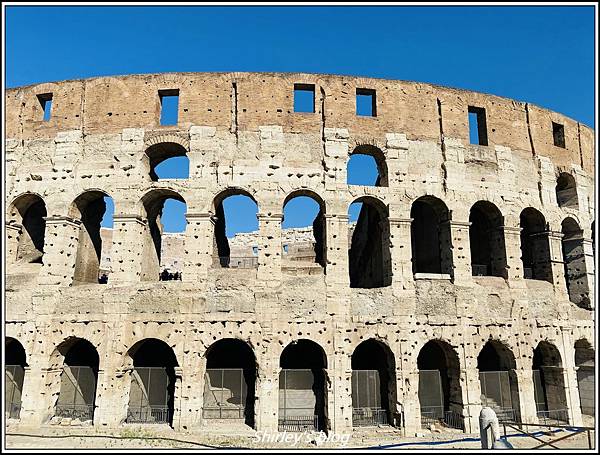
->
552;122;565;148
294;84;315;113
159;89;179;126
468;106;488;146
356;88;376;117
37;93;53;121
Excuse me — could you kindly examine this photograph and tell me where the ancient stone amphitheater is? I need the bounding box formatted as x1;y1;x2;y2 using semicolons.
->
4;72;596;438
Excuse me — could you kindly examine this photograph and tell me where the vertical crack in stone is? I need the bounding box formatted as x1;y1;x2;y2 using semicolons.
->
320;86;326;152
80;80;87;138
436;98;448;194
231;81;238;145
577;122;583;168
525;103;536;156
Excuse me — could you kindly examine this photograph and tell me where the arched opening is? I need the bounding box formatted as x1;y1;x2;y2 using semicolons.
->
556;173;578;209
70;192;114;285
140;190;186;281
417;340;464;430
532;341;568;423
520;208;552;282
54;339;99;423
126;339;178;426
279;340;328;432
7;193;47;266
282;192;326;270
561;218;590;308
351;339;397;427
348;197;391;288
469;202;507;277
5;338;27;419
212;190;259;269
574;339;594;418
145;142;189;181
347;145;388;187
203;339;256;428
477;340;521;422
411;196;453;276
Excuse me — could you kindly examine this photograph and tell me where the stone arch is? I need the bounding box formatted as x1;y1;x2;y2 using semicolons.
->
417;339;464;430
279;339;328;432
561;217;591;308
574;339;594;417
144;135;190;181
125;338;179;426
348;196;391;288
469;201;507;277
477;339;521;422
532;341;568;423
7;192;47;265
351;338;397;427
203;338;257;428
68;190;113;285
520;207;552;282
556;172;578;209
347;144;388;187
211;188;259;269
411;195;453;276
138;188;186;281
282;189;327;269
50;337;100;423
5;337;27;419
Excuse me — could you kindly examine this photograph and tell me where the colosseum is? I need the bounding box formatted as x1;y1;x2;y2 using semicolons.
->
4;72;596;442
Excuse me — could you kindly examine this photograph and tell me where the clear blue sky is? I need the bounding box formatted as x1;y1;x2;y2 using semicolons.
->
6;5;595;234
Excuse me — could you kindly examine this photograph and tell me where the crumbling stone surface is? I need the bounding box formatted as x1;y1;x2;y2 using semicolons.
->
4;72;595;437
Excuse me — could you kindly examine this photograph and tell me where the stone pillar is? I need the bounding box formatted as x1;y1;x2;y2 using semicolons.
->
324;214;350;289
15;365;46;426
172;367;184;431
38;216;81;286
182;212;212;284
5;223;21;265
389;217;415;291
561;334;583;427
92;369;108;426
399;369;421;436
256;213;283;286
460;359;482;434
109;215;147;285
547;230;568;298
503;225;524;281
255;356;279;433
514;364;537;425
329;348;352;433
448;221;473;285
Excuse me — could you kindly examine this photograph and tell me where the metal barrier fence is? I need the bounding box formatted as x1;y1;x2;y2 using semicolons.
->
493;407;517;422
278;415;319;432
352;407;388;427
537;409;569;425
203;368;247;419
55;403;95;421
5;365;24;419
472;264;489;276
502;421;595;450
420;406;464;430
126;406;172;424
218;256;258;269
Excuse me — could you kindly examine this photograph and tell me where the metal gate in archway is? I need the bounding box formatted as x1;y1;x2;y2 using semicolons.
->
5;365;24;419
479;371;517;421
203;368;247;419
351;369;388;426
418;369;464;430
126;367;173;424
532;369;568;424
55;366;97;421
278;369;321;431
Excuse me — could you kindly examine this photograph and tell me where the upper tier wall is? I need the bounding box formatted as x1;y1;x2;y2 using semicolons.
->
5;72;594;173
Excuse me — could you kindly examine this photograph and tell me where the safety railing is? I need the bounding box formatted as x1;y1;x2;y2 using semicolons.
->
352;407;389;427
55;403;95;421
278;415;319;432
502;421;595;449
536;409;569;425
493;407;517;422
218;256;258;269
126;406;172;424
420;406;464;430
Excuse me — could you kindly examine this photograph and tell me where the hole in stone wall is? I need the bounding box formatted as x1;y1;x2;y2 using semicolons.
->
145;142;188;181
347;145;388;187
294;84;315;113
159;89;179;126
561;217;590;308
356;88;376;117
555;173;578;209
552;122;565;148
520;208;552;282
411;196;452;275
468;106;488;146
469;201;507;278
37;93;53;121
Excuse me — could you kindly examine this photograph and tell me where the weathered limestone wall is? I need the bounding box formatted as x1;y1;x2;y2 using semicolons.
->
4;72;595;436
